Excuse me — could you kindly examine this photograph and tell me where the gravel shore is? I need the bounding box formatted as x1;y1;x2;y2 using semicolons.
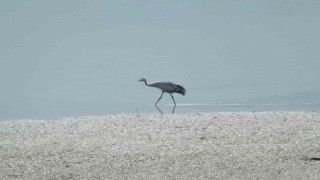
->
1;112;320;179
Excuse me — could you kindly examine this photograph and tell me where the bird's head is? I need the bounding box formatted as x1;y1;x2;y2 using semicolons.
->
138;78;146;82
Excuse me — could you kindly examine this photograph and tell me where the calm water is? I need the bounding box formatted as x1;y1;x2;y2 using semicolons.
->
1;58;320;120
1;1;320;120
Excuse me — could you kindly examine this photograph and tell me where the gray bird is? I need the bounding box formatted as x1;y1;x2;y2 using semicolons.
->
138;78;186;106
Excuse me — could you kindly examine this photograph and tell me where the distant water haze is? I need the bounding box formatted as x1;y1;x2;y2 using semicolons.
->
1;1;320;120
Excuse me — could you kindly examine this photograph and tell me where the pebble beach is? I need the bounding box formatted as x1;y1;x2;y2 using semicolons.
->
1;112;320;179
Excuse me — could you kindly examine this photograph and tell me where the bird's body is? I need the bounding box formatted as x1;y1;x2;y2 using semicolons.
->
138;78;186;108
147;81;186;95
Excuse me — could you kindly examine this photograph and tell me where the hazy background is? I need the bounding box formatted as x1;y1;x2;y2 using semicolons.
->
1;0;320;120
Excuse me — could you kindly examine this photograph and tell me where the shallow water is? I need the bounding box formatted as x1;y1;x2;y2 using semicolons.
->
1;57;319;120
1;1;320;120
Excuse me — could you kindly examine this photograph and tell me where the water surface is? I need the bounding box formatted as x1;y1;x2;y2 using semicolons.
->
1;1;320;120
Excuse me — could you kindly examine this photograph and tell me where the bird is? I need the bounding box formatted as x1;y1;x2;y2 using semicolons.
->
138;78;186;107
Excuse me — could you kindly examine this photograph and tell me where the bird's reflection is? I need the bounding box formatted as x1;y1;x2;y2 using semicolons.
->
155;104;176;114
155;105;163;114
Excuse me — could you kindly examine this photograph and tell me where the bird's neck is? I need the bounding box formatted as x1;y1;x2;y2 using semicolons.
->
143;80;150;86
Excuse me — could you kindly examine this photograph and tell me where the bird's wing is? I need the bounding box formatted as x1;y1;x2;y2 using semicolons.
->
149;82;175;92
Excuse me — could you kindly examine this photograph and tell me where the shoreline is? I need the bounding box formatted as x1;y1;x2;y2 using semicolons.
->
1;112;320;179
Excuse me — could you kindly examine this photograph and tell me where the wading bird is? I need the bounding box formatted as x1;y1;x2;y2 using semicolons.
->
138;78;186;110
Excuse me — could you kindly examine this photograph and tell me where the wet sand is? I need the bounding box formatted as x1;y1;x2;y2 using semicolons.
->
1;112;320;179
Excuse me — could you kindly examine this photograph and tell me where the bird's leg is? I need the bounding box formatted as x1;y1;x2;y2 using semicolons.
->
169;94;176;106
155;92;164;106
170;94;176;113
172;104;176;114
